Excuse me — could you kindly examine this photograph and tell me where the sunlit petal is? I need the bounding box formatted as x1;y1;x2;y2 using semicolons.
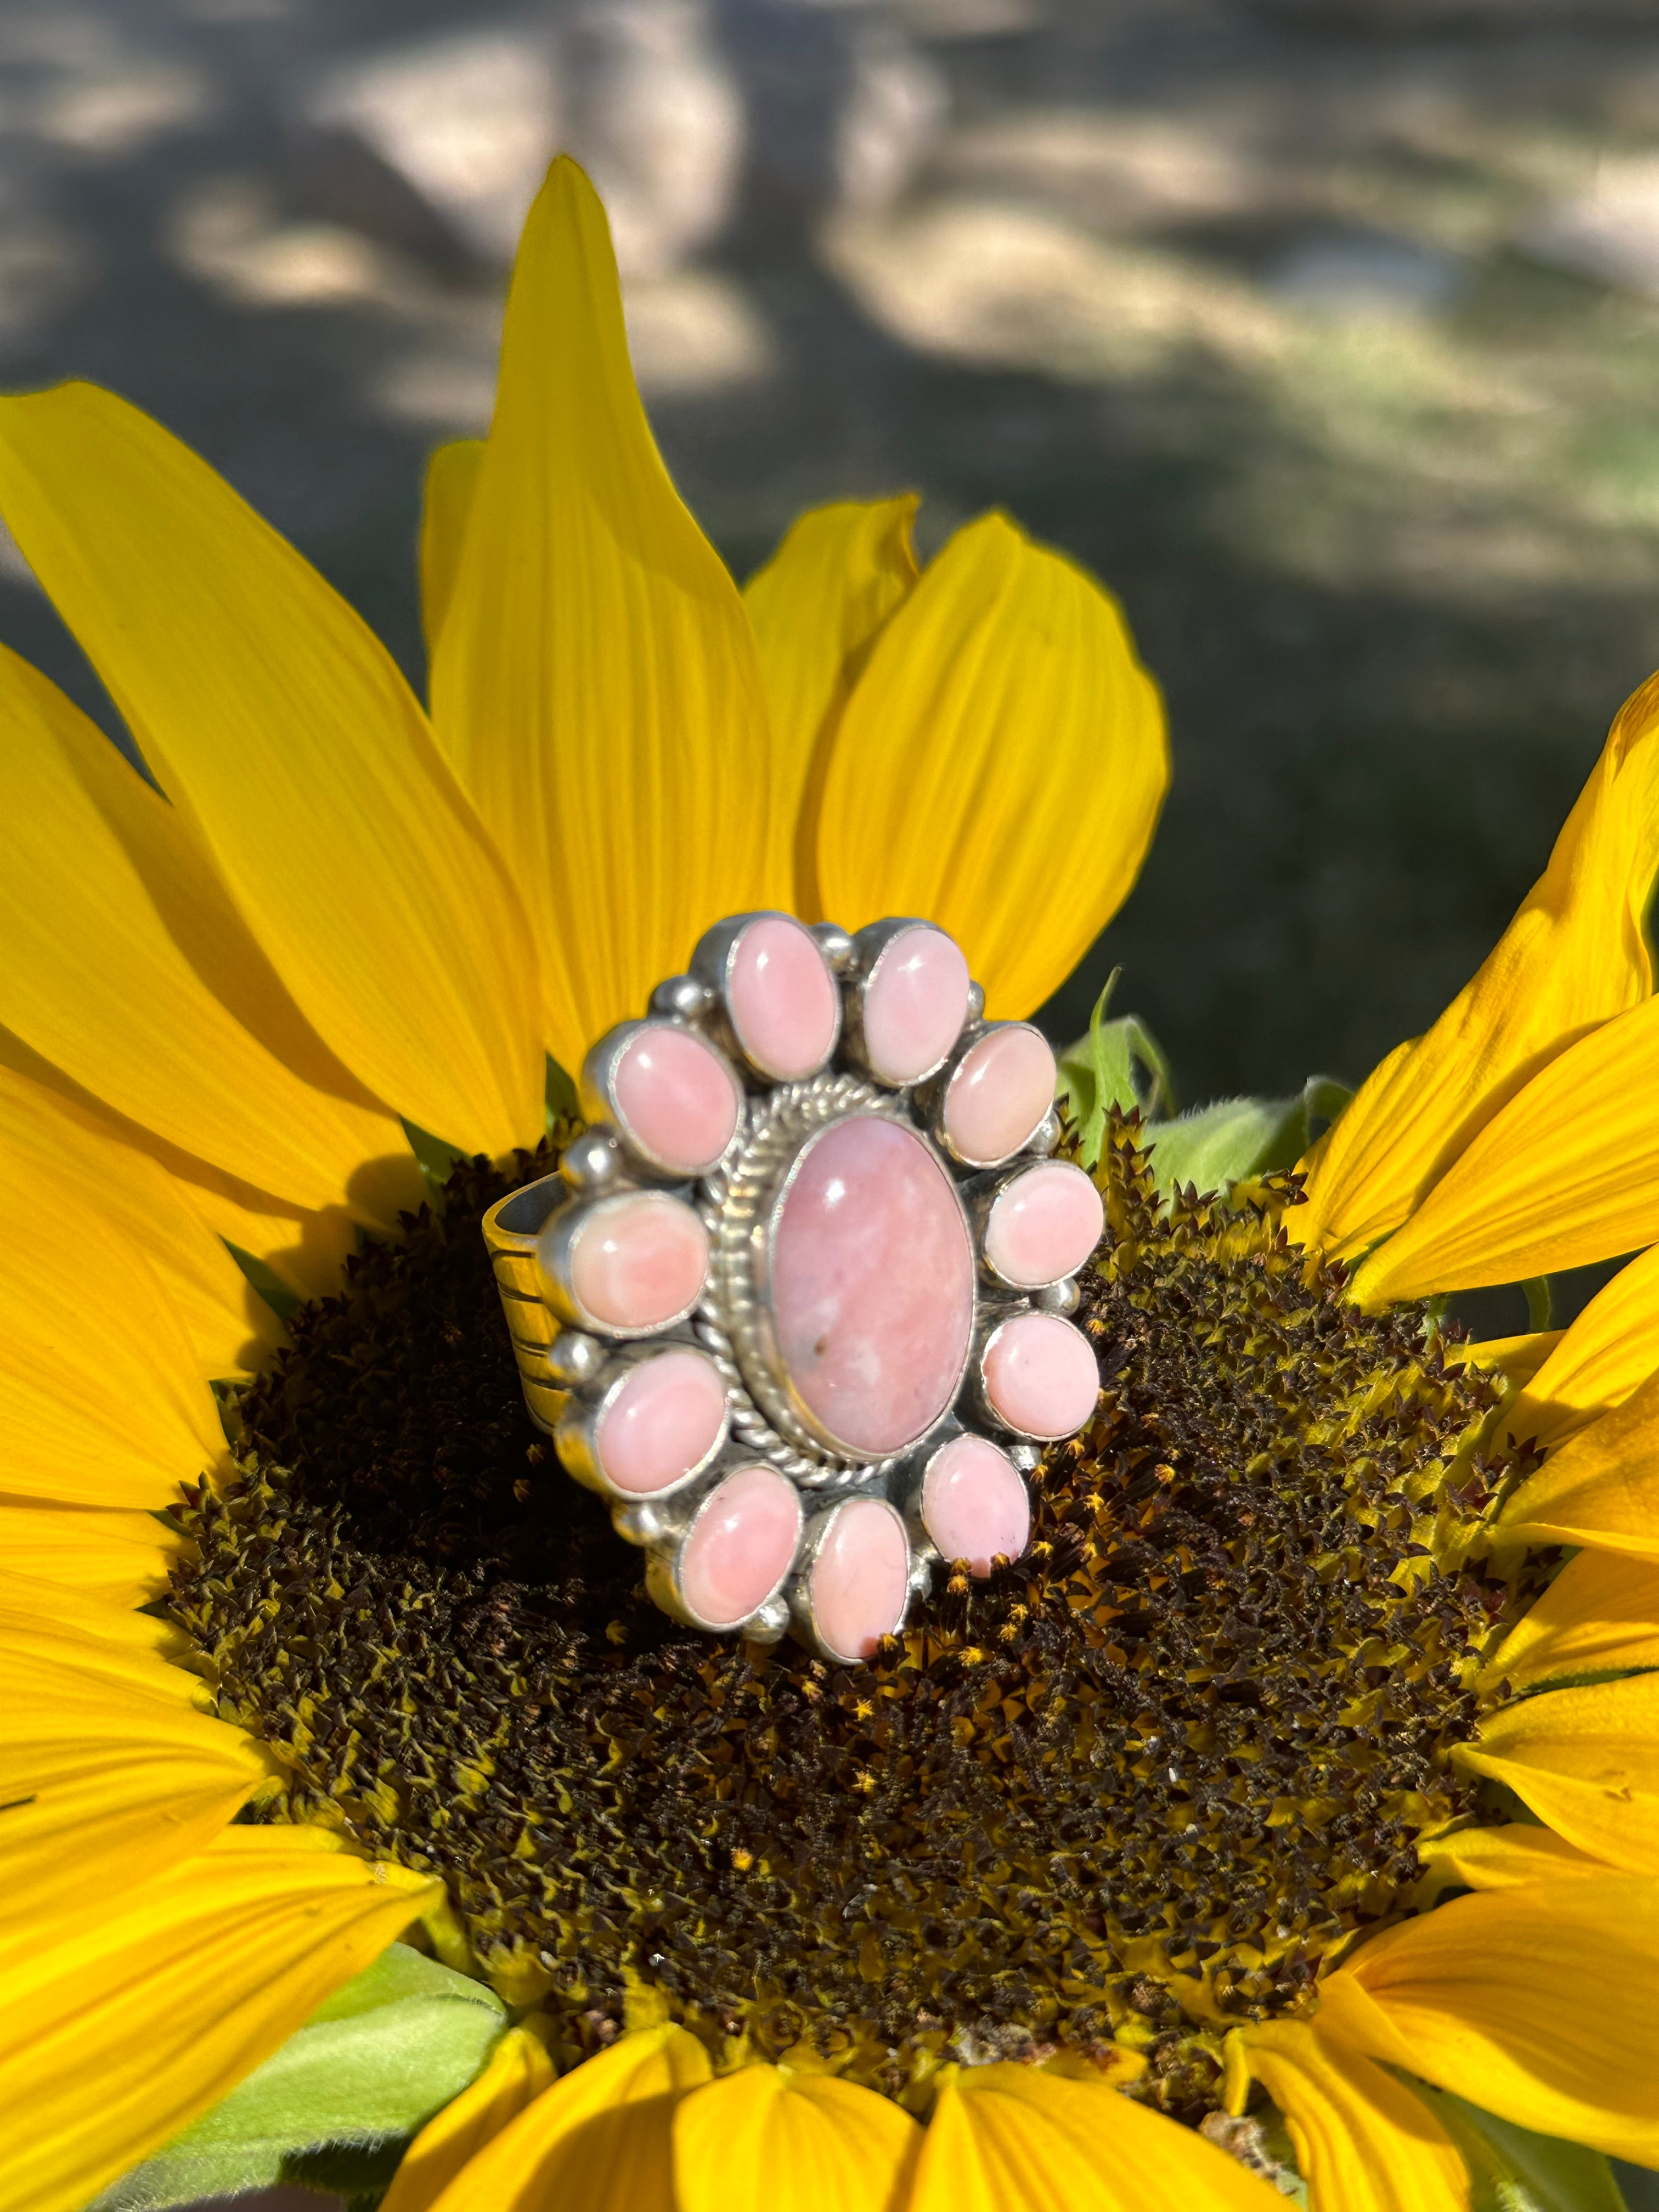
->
1298;675;1659;1260
0;382;543;1155
430;157;775;1075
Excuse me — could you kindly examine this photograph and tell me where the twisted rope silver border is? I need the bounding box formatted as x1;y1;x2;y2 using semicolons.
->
695;1072;916;1489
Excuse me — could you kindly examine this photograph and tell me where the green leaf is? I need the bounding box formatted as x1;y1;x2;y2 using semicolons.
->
90;1944;506;2212
1056;975;1176;1169
222;1240;303;1323
1143;1075;1353;1203
545;1051;579;1129
1419;2086;1629;2212
400;1117;473;1205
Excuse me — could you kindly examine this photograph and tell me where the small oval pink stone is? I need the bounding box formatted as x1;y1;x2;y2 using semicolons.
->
985;1160;1104;1288
595;1348;727;1495
945;1025;1056;1166
727;916;839;1079
922;1435;1031;1576
769;1115;974;1455
679;1464;802;1629
612;1025;740;1175
809;1497;910;1660
863;926;971;1084
567;1193;708;1331
982;1312;1099;1439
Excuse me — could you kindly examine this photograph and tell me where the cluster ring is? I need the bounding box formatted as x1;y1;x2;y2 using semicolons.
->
482;911;1105;1666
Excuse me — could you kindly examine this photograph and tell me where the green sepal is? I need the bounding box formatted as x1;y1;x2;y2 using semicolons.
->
222;1240;303;1323
545;1052;580;1130
1416;2084;1629;2212
400;1118;473;1206
89;1944;506;2212
1143;1075;1352;1203
1056;975;1176;1169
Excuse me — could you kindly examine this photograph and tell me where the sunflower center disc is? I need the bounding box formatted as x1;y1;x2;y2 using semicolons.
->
765;1114;976;1457
173;1121;1542;2123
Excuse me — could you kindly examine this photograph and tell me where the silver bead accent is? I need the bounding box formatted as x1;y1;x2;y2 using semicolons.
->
546;1330;607;1389
811;921;857;973
650;973;714;1021
561;1127;626;1192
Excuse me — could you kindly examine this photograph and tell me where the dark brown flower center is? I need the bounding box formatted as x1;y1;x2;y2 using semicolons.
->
171;1120;1538;2120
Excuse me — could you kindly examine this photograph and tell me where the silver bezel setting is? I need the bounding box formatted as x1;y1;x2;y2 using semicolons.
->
482;911;1104;1664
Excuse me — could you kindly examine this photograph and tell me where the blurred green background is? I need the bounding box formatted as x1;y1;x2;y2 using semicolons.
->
6;0;1659;1116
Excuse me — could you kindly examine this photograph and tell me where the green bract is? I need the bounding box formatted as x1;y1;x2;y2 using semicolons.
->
89;1943;505;2212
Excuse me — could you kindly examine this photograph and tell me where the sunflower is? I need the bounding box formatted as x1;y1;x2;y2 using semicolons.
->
1;149;1657;2212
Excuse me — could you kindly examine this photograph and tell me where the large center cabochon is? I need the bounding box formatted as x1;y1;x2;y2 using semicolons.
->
766;1113;976;1457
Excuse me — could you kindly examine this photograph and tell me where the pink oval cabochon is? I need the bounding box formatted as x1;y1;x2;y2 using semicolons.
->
983;1312;1099;1438
613;1025;740;1175
595;1348;727;1494
679;1464;802;1628
769;1114;975;1456
809;1497;911;1659
568;1193;709;1331
945;1025;1057;1165
863;927;971;1084
922;1434;1031;1576
727;915;839;1079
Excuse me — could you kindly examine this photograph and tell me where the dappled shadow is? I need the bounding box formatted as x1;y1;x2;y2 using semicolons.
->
3;0;1659;1115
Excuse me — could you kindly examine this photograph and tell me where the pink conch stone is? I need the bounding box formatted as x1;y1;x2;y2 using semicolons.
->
769;1114;974;1455
612;1025;740;1176
594;1348;727;1495
921;1435;1031;1577
727;915;839;1079
944;1025;1056;1166
862;926;971;1084
982;1312;1099;1439
568;1192;709;1331
984;1160;1104;1289
809;1496;911;1660
679;1464;802;1629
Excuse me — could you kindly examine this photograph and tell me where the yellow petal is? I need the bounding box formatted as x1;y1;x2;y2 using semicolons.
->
0;1060;280;1379
0;1499;174;1607
741;496;919;908
1505;1243;1659;1451
811;512;1167;1020
0;1129;228;1506
1418;1822;1612;1892
1224;2020;1467;2212
1350;988;1659;1304
0;1564;184;1659
381;2021;554;2212
1316;1876;1659;2166
0;1628;260;1949
1496;1369;1659;1557
426;2022;711;2212
1444;1329;1562;1387
675;2062;921;2212
906;2063;1278;2211
0;1824;439;2212
0;1024;369;1308
420;438;484;659
430;157;776;1076
0;640;415;1218
1485;1548;1659;1690
1297;675;1659;1261
0;382;544;1156
1455;1673;1659;1871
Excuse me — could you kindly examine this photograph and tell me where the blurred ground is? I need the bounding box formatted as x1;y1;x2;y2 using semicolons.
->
5;0;1659;1109
11;9;1659;2197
